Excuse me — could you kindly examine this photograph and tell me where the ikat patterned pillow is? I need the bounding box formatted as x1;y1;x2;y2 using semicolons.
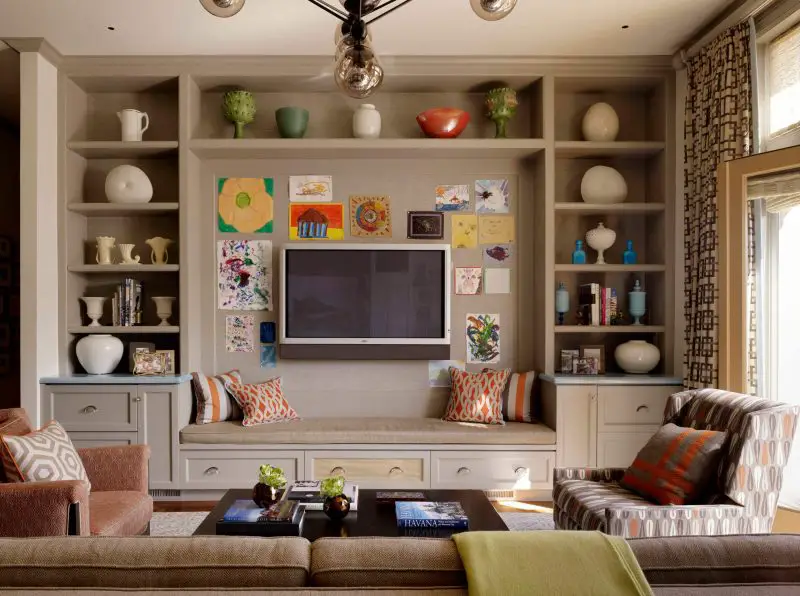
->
224;377;299;427
442;368;511;425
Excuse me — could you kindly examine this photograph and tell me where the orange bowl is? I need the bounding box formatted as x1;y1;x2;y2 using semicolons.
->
416;108;470;139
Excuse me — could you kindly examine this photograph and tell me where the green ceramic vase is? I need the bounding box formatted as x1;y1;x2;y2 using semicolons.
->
222;90;256;139
275;107;309;139
485;87;518;139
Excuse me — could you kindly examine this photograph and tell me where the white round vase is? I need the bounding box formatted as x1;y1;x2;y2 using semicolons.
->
353;104;381;139
615;340;661;374
585;222;616;265
76;334;124;375
582;102;620;142
581;166;628;204
105;165;153;204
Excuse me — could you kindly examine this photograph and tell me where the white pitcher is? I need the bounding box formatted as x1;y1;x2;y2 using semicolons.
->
95;236;116;265
117;109;149;142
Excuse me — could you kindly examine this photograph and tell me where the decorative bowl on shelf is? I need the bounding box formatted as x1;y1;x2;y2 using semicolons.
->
581;166;628;204
615;340;660;374
416;108;470;139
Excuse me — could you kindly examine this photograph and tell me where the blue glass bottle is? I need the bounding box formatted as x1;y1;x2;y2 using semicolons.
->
623;240;637;265
572;240;586;265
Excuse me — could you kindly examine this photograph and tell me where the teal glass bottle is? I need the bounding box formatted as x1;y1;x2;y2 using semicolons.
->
623;240;637;265
572;240;587;265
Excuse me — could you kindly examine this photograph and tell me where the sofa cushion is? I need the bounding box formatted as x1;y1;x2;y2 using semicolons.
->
180;417;556;446
311;537;466;588
0;536;311;588
552;479;651;531
90;491;153;536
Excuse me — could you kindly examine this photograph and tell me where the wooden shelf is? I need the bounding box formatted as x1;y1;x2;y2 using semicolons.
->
554;203;665;214
189;138;546;159
68;326;180;334
67;141;179;158
68;265;179;273
554;264;666;273
67;203;179;216
554;325;666;334
554;141;665;158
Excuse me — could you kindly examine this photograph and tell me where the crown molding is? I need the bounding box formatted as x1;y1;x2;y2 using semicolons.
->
2;38;62;66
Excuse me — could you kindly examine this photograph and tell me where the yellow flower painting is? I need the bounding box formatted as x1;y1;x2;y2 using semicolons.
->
218;177;274;233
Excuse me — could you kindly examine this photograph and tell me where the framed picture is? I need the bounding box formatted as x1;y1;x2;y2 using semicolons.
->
133;351;167;376
573;356;599;375
407;211;444;239
156;350;176;375
560;349;580;374
580;345;606;374
129;342;155;372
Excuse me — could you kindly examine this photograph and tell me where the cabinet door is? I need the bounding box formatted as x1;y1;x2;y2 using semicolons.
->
180;450;302;490
431;451;554;490
597;431;658;468
41;385;139;433
597;385;677;431
545;384;597;468
140;384;183;490
305;450;429;489
70;431;139;450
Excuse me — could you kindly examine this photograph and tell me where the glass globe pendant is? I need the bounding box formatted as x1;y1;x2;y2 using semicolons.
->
470;0;517;21
334;38;384;99
199;0;246;18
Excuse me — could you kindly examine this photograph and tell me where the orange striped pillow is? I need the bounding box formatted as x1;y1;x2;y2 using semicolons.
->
502;371;536;423
192;370;243;424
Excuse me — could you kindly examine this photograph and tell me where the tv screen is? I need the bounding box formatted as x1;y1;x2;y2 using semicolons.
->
283;247;447;341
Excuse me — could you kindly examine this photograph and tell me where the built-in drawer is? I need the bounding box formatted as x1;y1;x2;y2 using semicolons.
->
180;450;301;490
431;451;554;490
44;386;139;432
68;431;139;450
306;450;429;489
597;430;659;468
597;386;675;430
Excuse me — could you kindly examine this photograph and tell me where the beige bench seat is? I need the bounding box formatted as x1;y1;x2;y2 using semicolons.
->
180;417;556;446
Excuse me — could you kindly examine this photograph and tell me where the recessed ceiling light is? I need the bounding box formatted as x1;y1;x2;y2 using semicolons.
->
107;26;116;31
621;25;629;29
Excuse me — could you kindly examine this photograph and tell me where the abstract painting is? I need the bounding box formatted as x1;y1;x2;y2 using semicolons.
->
466;313;500;364
428;360;466;387
478;215;515;244
407;211;443;239
226;315;255;353
217;240;272;311
289;203;345;240
483;244;513;266
475;179;510;213
289;175;333;202
484;268;511;294
260;345;277;369
451;214;478;249
435;184;470;212
454;267;483;295
218;178;274;233
350;195;392;237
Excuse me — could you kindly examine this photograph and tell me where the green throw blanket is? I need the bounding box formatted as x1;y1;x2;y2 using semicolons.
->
453;531;653;596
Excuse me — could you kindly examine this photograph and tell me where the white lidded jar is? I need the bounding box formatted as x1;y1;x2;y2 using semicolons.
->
353;104;381;139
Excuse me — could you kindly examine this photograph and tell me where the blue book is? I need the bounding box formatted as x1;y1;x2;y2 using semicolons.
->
222;499;268;523
395;501;469;529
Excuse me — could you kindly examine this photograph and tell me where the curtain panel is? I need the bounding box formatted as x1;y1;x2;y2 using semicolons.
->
684;22;754;389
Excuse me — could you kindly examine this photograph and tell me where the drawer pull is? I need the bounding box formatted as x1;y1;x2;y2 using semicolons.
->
457;467;471;476
388;466;403;477
514;466;529;477
204;467;220;476
330;466;346;477
81;405;98;415
636;405;649;413
132;397;142;403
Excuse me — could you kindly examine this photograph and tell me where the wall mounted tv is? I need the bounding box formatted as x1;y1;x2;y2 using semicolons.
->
279;244;451;360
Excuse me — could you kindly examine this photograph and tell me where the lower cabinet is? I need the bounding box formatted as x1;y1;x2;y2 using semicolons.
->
431;451;554;490
596;431;659;468
69;431;139;449
304;450;429;490
180;450;302;490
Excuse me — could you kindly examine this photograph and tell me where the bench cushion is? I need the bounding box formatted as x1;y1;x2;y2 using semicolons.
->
180;417;556;446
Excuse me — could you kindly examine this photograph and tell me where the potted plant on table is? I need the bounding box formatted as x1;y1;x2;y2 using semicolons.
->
253;464;287;508
320;475;351;520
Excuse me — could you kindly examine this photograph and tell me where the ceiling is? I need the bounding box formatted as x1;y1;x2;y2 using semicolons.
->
0;0;732;57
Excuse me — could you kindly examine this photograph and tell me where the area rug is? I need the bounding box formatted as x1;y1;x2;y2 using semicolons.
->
150;511;555;536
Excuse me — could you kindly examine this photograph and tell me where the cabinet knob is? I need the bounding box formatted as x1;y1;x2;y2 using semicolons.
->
636;405;649;412
389;466;403;477
514;466;529;477
81;405;98;415
133;397;142;403
330;466;346;477
457;467;471;476
204;466;219;476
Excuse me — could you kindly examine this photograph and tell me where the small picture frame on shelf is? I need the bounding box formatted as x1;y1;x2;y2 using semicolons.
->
580;345;605;374
133;351;167;376
560;349;580;374
129;342;155;372
156;349;175;375
573;357;599;375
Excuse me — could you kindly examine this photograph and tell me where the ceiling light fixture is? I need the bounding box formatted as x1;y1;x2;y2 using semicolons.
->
199;0;517;98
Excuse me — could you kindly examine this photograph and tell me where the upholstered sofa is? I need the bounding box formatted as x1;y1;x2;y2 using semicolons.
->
0;535;799;594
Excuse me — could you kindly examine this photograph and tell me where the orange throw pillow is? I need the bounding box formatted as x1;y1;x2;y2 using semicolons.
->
442;368;511;425
225;378;299;427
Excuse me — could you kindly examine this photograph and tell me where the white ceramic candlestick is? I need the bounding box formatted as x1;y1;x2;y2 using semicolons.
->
152;296;175;326
81;297;106;327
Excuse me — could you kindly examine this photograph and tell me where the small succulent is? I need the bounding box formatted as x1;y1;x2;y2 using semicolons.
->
257;464;287;489
223;90;256;139
320;475;345;498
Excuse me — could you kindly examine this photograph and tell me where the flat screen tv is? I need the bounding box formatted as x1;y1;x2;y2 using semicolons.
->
280;244;451;360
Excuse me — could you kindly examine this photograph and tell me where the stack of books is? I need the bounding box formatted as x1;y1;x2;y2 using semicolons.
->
395;501;469;529
578;283;617;326
283;480;359;511
216;499;304;536
111;278;143;326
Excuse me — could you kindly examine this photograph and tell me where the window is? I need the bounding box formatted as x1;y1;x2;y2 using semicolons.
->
766;22;800;137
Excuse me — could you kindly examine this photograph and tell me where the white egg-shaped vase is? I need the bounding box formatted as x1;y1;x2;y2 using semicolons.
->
581;166;628;204
76;334;124;375
105;165;153;204
615;340;661;374
582;102;620;142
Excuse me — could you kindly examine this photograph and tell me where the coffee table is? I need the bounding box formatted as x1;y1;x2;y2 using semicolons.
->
194;488;508;540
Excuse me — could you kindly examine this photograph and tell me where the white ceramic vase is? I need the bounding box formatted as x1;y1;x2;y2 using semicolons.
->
145;237;173;265
81;297;106;327
585;222;616;265
353;104;381;139
152;296;175;326
76;334;124;375
582;102;620;142
581;166;628;204
105;165;153;204
118;243;140;264
615;340;661;374
95;236;116;265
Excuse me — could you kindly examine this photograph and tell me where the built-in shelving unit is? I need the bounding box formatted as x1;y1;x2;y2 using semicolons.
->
67;326;180;335
68;265;180;273
553;264;666;273
554;203;665;214
67;203;180;216
553;141;665;158
554;326;666;334
67;141;179;158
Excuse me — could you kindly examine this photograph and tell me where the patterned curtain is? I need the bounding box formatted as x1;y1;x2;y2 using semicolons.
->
684;22;754;389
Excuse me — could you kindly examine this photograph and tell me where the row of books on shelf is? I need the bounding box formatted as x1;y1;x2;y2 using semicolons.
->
578;283;617;326
111;278;143;326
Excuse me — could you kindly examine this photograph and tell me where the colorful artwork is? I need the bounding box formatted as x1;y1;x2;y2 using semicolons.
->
478;215;515;244
289;175;333;202
455;267;483;295
289;203;345;240
466;313;500;364
407;211;443;239
428;360;466;387
435;184;470;212
484;268;511;294
350;195;392;237
260;345;277;369
451;214;478;249
475;179;510;213
483;244;513;266
226;315;255;353
218;178;274;233
217;240;272;311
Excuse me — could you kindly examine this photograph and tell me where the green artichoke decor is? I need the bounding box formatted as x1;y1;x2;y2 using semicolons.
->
223;90;256;139
485;87;518;139
257;464;287;489
320;475;346;498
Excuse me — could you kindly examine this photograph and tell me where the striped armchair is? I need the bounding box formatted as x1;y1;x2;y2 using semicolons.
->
553;389;799;538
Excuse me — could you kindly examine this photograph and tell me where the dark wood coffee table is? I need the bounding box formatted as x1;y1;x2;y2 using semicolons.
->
194;489;508;540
